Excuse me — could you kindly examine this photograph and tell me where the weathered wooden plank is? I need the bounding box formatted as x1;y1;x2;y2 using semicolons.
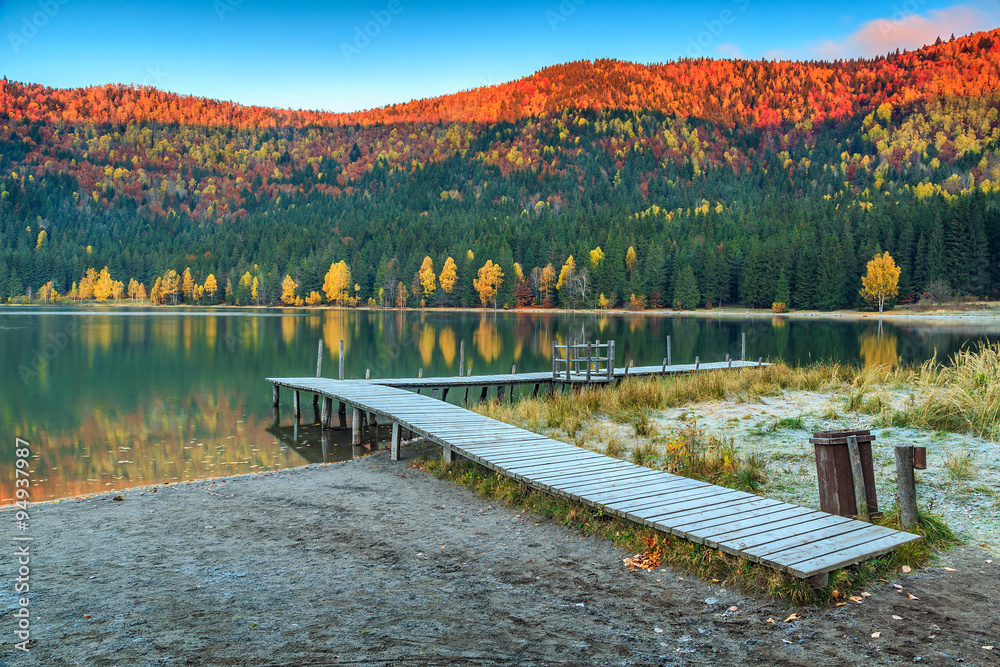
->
736;519;875;560
754;521;903;562
785;533;922;578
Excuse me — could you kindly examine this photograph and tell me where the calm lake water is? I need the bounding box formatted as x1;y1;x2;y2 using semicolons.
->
2;307;998;505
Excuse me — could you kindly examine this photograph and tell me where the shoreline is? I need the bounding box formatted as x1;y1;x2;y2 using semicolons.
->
2;302;999;323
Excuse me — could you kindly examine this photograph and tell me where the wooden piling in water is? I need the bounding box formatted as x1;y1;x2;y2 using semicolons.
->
316;339;324;378
352;407;362;445
459;341;465;377
339;340;345;380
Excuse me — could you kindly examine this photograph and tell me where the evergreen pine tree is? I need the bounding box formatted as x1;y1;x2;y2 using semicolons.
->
673;265;700;311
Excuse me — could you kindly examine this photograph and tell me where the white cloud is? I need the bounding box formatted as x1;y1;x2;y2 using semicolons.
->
810;4;999;59
716;43;744;59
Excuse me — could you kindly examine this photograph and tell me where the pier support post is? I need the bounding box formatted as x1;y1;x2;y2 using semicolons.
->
391;422;400;461
443;444;458;463
480;386;488;403
742;332;746;363
293;391;301;420
496;385;505;402
459;340;465;377
464;387;470;405
895;445;918;530
695;356;700;372
321;397;333;430
352;407;362;445
441;388;450;402
316;339;324;377
339;340;345;380
667;335;671;367
368;412;378;428
272;384;280;407
338;402;347;428
532;383;539;398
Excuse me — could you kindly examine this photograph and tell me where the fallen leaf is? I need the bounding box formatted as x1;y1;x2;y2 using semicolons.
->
983;646;994;650
892;615;902;620
712;578;720;583
729;606;738;611
835;602;847;607
907;593;919;600
893;584;904;590
767;618;775;623
871;632;881;638
944;567;956;572
83;615;91;619
850;595;864;603
654;627;663;633
784;613;800;622
831;589;840;600
987;560;993;564
861;591;872;598
901;565;912;574
781;639;793;644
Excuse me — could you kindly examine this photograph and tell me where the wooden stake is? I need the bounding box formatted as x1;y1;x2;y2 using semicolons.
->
365;368;370;380
667;335;671;367
272;384;279;407
390;422;400;461
352;408;361;445
846;435;870;522
459;340;465;377
293;391;300;419
316;339;324;377
418;368;423;379
895;445;918;530
694;356;700;372
742;332;746;362
338;340;345;380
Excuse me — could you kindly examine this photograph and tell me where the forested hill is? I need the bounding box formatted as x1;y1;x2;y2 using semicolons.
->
2;29;1000;309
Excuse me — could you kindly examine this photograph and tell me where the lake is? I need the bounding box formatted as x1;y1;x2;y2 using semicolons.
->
2;307;998;505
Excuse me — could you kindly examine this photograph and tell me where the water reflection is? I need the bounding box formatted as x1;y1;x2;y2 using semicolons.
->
2;308;999;504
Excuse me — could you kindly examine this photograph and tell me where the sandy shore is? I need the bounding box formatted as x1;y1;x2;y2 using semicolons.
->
2;440;997;666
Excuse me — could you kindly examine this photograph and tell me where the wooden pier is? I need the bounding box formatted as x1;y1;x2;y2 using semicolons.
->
265;371;921;583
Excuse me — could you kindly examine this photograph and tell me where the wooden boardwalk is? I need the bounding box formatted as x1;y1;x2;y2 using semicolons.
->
371;360;764;392
266;376;920;582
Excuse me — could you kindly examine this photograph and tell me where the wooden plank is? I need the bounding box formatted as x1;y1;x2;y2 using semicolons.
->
785;533;922;578
663;498;788;536
688;507;824;546
736;519;875;560
755;521;903;562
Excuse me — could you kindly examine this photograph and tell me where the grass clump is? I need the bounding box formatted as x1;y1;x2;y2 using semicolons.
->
943;450;977;482
879;342;1000;440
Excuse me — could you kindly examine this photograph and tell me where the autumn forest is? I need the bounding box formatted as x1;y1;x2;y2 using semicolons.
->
2;30;1000;310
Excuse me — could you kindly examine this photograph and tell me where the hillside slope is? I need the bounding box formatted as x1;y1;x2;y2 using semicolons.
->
1;30;999;309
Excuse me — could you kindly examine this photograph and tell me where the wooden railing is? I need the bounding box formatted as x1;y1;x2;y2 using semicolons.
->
552;340;615;382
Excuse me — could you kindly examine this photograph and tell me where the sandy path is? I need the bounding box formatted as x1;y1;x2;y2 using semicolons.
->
2;442;997;666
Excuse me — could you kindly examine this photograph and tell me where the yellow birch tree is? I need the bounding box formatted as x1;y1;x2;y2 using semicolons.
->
439;257;458;294
418;256;437;298
860;252;901;314
473;260;504;308
281;275;298;305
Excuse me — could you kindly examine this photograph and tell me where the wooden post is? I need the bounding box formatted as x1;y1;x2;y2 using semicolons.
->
464;387;470;405
352;407;361;445
741;332;746;362
390;422;401;461
321;397;332;430
316;339;324;377
895;445;918;530
661;358;667;377
565;344;571;382
479;386;488;403
293;391;301;420
418;368;423;379
846;435;870;522
459;340;465;377
365;368;370;380
496;385;504;402
532;383;539;398
368;412;378;428
552;341;557;377
467;364;472;377
572;338;578;376
432;388;439;400
758;356;763;368
666;335;671;367
338;402;347;429
726;354;731;369
586;342;592;383
694;356;700;372
511;364;516;375
272;384;280;407
443;444;457;463
608;340;615;380
338;340;345;380
441;388;450;401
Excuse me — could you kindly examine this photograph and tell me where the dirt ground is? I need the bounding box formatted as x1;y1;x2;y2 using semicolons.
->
3;440;997;667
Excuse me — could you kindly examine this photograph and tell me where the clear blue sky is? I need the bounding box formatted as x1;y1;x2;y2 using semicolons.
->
2;0;999;112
